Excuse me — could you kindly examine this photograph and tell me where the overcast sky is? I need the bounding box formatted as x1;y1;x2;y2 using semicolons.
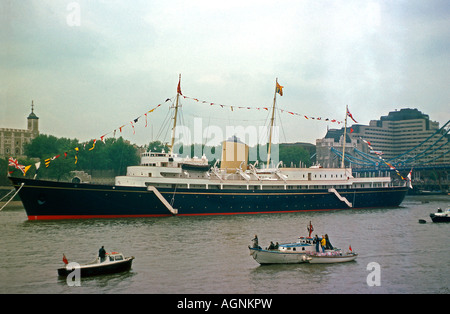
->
1;0;449;147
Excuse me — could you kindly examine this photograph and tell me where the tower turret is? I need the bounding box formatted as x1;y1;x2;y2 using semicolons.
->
27;100;39;134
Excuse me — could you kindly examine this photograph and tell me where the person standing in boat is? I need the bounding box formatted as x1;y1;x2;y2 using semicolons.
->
321;235;326;252
325;234;333;250
99;246;106;262
314;235;320;252
252;235;260;249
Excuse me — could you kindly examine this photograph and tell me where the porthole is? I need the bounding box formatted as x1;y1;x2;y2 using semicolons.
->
37;194;46;205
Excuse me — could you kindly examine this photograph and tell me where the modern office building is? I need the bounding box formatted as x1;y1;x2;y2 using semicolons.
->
316;108;450;168
0;101;39;157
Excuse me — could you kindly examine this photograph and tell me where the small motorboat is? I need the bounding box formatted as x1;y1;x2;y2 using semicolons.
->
430;208;450;223
57;252;134;277
249;222;355;265
305;250;358;264
249;237;316;264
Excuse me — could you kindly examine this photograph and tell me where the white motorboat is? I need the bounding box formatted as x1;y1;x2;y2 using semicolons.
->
249;223;356;265
249;237;316;264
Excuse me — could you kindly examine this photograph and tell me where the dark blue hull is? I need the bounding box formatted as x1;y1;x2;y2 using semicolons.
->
57;258;134;277
429;213;450;223
9;177;408;220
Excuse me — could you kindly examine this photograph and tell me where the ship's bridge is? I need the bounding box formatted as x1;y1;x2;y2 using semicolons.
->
140;151;179;167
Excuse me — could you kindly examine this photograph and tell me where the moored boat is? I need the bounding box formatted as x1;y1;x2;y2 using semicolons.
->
9;164;408;220
430;208;450;223
57;252;134;277
249;223;357;265
7;78;409;220
249;237;316;265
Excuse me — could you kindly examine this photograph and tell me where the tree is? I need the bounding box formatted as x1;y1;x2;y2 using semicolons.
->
147;141;169;153
279;145;312;168
69;137;139;176
21;134;139;179
106;137;140;175
0;158;9;185
23;134;78;180
24;134;71;159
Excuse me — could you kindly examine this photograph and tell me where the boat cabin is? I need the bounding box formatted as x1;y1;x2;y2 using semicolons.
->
277;237;315;253
104;252;125;263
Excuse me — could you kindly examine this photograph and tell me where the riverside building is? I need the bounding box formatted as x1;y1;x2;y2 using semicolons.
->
0;101;39;158
316;108;450;168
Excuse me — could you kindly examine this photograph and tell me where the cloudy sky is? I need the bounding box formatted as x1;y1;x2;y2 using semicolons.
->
1;0;449;147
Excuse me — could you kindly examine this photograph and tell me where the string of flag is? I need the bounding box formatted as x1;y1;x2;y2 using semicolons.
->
8;102;165;175
180;94;345;124
8;157;31;176
7;100;351;175
7;76;367;177
360;138;412;182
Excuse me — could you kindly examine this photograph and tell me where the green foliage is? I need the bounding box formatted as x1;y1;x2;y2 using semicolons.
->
148;140;313;168
11;134;140;180
147;140;170;153
24;134;77;159
77;137;140;175
0;158;8;185
279;145;312;168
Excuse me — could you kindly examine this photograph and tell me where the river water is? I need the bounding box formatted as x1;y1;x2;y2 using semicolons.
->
0;195;448;294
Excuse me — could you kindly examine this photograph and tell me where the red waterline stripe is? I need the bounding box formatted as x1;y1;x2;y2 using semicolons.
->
177;208;348;216
28;207;358;220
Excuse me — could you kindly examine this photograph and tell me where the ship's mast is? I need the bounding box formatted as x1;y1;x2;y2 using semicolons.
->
266;78;279;168
170;74;181;155
341;105;348;168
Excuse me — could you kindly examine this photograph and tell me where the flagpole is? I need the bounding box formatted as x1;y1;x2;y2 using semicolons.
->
267;78;278;168
170;74;181;155
341;105;348;169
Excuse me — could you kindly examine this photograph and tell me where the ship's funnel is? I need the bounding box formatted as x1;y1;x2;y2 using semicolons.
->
220;136;249;173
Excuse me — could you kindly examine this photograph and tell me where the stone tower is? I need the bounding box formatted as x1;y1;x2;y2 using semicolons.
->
27;100;39;135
